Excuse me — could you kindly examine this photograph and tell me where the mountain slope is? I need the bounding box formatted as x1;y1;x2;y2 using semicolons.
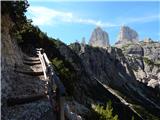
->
2;1;160;120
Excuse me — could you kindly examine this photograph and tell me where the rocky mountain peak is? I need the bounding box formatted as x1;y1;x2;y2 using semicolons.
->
89;26;110;48
118;26;139;42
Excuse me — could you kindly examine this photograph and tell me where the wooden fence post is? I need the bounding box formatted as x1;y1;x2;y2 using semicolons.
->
60;96;65;120
37;48;66;120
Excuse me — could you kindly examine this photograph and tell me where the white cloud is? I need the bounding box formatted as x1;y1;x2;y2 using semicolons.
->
27;6;73;25
27;6;159;27
27;6;118;27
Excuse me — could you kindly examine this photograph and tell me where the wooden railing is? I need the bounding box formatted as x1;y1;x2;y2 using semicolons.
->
36;48;66;120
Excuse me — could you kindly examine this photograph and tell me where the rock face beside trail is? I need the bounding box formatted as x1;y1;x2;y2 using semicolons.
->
1;14;55;120
89;27;110;48
119;41;160;90
1;14;23;101
115;26;139;47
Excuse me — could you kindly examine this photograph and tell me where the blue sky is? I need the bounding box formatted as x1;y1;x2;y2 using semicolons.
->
26;1;160;45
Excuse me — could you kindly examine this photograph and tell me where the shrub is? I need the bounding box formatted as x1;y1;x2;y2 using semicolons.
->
92;100;119;120
51;57;76;96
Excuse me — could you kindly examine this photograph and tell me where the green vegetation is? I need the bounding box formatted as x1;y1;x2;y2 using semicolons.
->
51;57;77;95
89;100;119;120
143;57;154;65
143;57;160;67
2;1;29;25
2;1;30;41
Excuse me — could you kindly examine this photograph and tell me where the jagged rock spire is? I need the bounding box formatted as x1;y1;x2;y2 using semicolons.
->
89;26;110;48
117;25;139;42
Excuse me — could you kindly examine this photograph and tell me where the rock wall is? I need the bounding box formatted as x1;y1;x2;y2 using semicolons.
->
1;14;23;102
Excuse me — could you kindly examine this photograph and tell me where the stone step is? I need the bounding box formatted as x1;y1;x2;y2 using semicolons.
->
23;57;40;62
7;94;47;106
15;64;43;73
23;54;39;60
15;69;44;76
7;92;57;107
23;60;41;66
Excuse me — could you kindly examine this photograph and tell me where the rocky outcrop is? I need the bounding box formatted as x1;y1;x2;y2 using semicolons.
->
126;44;144;57
119;41;160;90
115;26;139;47
114;25;159;90
89;27;110;48
142;41;160;62
69;43;160;119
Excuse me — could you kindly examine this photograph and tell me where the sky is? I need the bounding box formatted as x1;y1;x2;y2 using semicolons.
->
26;1;160;45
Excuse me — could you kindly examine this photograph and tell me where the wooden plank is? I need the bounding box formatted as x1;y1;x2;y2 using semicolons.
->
23;58;40;62
43;53;50;65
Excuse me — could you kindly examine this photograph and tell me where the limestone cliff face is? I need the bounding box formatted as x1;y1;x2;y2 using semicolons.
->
120;41;160;90
115;26;139;47
89;27;110;48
